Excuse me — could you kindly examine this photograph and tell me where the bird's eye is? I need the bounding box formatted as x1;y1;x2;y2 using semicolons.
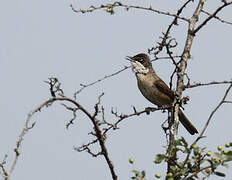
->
138;58;143;62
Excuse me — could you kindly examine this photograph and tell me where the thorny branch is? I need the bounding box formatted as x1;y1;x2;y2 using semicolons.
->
185;80;232;89
44;77;64;97
74;139;100;157
2;98;47;180
176;0;206;104
201;9;232;25
74;106;165;157
194;1;232;34
70;2;189;22
149;0;193;57
61;103;79;129
167;0;206;174
0;155;8;177
195;83;232;143
49;81;118;180
1;75;169;180
75;105;168;152
148;0;194;92
103;106;165;135
1;78;118;180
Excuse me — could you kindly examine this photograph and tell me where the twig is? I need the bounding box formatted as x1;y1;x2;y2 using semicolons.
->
195;83;232;142
224;100;232;103
194;1;232;34
149;0;192;56
44;77;64;97
185;80;232;89
74;139;100;157
61;103;79;129
93;93;104;118
201;9;232;25
0;155;8;177
49;95;117;180
6;78;118;180
152;55;181;62
103;106;163;135
7;98;53;180
70;2;189;22
34;95;118;179
74;65;130;97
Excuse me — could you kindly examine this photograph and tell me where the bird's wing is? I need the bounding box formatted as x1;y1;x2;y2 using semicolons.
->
154;78;175;101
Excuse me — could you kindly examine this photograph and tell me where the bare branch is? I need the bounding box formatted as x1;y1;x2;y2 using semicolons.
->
74;139;100;157
70;2;189;22
8;98;55;179
6;78;118;180
224;100;232;103
61;103;79;129
151;55;181;62
0;155;8;178
176;0;206;118
52;96;117;180
201;9;232;25
194;1;232;34
168;0;206;174
103;106;170;135
93;93;105;119
44;77;64;97
55;95;117;179
149;0;192;56
74;65;130;97
185;80;232;89
195;83;232;142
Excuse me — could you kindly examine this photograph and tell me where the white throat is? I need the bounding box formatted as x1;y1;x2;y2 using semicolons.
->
131;61;149;75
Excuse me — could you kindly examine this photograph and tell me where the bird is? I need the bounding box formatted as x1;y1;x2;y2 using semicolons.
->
127;53;198;135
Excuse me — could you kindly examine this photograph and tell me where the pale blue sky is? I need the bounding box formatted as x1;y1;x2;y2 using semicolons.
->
0;0;232;179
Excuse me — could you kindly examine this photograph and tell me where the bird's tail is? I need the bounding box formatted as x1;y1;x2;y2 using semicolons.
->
178;110;198;135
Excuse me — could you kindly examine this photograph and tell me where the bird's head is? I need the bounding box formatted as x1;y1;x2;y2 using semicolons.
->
126;53;153;74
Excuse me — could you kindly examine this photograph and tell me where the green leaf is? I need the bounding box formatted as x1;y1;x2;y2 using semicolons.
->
225;151;232;161
214;171;226;177
226;151;232;155
167;177;174;180
154;154;165;164
170;165;177;171
175;139;182;146
225;150;232;157
180;137;188;148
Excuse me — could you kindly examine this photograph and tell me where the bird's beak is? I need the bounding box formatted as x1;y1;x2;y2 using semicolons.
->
126;56;133;62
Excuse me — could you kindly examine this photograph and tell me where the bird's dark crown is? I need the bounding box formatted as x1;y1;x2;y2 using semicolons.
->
131;53;152;68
